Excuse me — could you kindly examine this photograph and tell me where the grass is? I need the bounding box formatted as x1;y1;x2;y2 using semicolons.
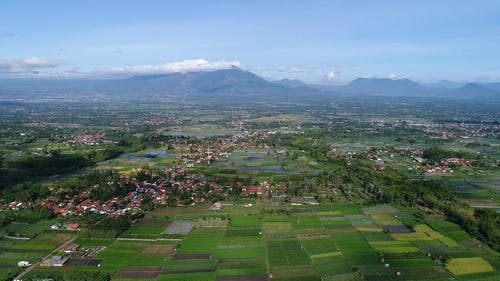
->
445;257;494;276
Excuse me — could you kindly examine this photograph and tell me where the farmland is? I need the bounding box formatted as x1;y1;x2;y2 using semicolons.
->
0;98;499;281
8;203;496;281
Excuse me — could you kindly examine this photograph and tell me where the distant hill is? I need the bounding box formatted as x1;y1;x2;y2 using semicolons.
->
107;67;325;102
338;77;432;96
482;82;500;93
423;80;464;89
454;83;499;98
1;69;499;102
272;78;309;88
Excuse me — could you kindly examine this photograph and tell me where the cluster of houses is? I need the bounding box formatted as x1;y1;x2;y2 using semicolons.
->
40;187;145;218
3;133;295;221
65;133;109;146
407;121;495;138
411;157;473;174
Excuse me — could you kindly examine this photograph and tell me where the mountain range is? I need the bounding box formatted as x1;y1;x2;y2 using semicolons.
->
0;67;499;102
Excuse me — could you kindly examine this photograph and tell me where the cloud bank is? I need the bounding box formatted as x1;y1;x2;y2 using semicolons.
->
0;58;243;78
110;59;241;75
0;57;58;74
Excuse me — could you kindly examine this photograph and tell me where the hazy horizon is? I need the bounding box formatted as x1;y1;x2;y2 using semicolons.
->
1;1;500;83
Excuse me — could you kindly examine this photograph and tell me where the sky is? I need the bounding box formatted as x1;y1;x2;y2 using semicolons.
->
1;0;499;83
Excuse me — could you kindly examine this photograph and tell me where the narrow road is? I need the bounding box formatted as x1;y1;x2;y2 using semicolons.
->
13;235;77;281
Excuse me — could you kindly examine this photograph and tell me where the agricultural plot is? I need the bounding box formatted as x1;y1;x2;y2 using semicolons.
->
318;216;352;230
369;240;420;254
158;272;215;281
9;203;499;281
262;222;292;234
267;238;310;267
291;216;322;229
95;240;151;271
427;220;472;242
445;257;494;276
371;214;402;225
66;258;102;267
215;274;267;281
163;259;216;274
413;224;458;247
124;225;166;236
196;217;228;228
362;204;399;215
115;266;163;279
0;232;74;281
213;246;266;276
142;244;175;255
300;237;337;256
345;214;374;226
177;232;224;254
164;221;195;235
268;265;320;281
333;232;379;266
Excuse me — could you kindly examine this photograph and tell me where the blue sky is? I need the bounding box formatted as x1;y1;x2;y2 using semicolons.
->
1;0;499;83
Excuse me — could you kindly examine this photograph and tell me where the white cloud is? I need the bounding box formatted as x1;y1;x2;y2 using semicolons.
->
387;73;409;80
0;58;242;78
326;71;338;80
0;57;58;73
110;59;241;75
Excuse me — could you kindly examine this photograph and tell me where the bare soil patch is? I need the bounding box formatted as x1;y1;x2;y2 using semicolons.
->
142;244;175;255
115;266;162;279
